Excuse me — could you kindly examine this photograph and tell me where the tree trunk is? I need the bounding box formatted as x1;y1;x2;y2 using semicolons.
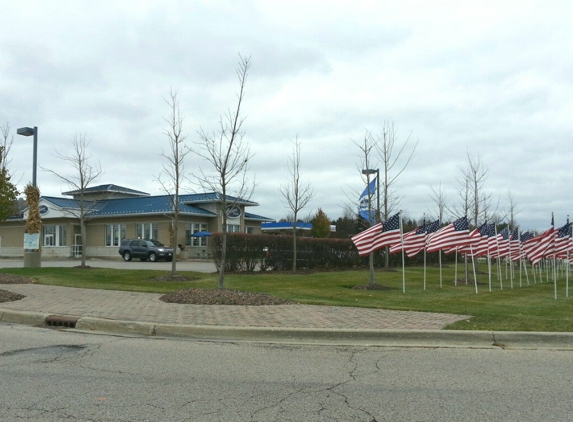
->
171;218;178;276
80;218;87;267
369;252;375;285
292;228;297;272
218;231;227;290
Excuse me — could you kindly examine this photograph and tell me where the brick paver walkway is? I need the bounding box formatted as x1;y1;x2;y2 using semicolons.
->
0;284;469;330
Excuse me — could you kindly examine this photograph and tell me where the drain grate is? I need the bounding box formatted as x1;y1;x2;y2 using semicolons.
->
45;315;79;329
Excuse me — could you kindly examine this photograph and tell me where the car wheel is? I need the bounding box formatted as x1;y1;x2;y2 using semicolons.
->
149;252;157;262
123;252;132;262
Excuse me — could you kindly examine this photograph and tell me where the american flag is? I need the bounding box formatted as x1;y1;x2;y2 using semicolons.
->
554;222;572;257
463;222;492;257
351;213;402;257
523;221;557;265
390;219;439;257
389;227;416;255
508;227;521;261
426;216;471;253
520;231;534;243
490;227;510;258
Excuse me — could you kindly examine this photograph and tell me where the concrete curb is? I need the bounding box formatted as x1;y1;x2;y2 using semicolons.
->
153;324;497;347
76;317;156;336
491;331;573;349
0;310;49;326
3;309;573;349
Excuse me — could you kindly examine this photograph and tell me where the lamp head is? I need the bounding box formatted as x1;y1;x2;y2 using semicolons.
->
17;127;35;137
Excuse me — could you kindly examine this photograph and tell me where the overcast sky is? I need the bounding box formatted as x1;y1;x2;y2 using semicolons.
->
2;0;572;232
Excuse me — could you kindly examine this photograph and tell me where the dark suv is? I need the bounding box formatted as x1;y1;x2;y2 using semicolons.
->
118;239;174;262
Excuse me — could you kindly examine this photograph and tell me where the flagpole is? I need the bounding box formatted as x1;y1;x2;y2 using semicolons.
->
488;256;492;292
532;262;536;284
439;251;443;288
553;232;557;300
424;246;426;290
400;213;405;293
494;225;503;290
554;255;557;300
518;229;522;288
470;245;478;294
567;249;570;298
454;249;458;286
567;215;571;298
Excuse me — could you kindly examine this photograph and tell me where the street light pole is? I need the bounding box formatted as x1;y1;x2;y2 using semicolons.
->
17;125;41;268
16;126;38;187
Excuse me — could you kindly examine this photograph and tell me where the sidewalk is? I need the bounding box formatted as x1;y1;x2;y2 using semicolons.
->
2;259;573;349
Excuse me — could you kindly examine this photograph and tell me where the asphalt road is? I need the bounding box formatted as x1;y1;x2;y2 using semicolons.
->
0;258;217;272
1;324;573;421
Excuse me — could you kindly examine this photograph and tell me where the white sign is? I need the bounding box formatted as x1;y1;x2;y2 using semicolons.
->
24;233;40;250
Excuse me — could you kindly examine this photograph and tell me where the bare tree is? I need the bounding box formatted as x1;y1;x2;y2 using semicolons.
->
506;190;522;230
354;131;377;225
374;121;417;267
196;55;255;290
428;181;447;222
41;134;103;267
1;122;14;172
453;167;472;221
454;152;501;283
460;152;494;228
375;122;417;223
156;89;190;277
353;131;378;285
280;136;314;272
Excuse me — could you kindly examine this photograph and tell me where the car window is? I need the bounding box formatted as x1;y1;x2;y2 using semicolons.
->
130;240;139;247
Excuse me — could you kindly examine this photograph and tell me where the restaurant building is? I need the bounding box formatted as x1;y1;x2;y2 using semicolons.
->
0;184;274;259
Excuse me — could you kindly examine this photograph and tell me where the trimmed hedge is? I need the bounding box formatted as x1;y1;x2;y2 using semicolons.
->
209;233;457;272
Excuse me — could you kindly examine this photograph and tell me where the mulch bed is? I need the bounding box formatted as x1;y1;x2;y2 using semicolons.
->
0;273;33;303
0;274;35;284
0;290;25;303
160;289;297;306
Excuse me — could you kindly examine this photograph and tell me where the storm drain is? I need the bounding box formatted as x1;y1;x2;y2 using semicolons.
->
45;315;79;329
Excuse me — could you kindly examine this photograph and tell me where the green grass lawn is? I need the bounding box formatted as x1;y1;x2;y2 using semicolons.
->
2;264;572;332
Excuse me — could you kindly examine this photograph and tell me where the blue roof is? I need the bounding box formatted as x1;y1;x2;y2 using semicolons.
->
39;193;270;219
90;195;217;217
261;222;312;230
44;196;88;210
62;184;149;197
183;192;259;206
16;190;272;221
40;195;215;217
244;212;275;222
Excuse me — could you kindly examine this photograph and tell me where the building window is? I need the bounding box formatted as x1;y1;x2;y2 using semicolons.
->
136;223;158;240
245;226;254;234
105;224;125;246
226;224;241;233
42;225;67;247
186;223;208;247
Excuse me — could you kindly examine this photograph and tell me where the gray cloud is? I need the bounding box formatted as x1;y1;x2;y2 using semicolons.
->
2;0;573;232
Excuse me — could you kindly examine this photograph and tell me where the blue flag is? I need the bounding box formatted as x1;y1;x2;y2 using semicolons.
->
358;177;377;225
